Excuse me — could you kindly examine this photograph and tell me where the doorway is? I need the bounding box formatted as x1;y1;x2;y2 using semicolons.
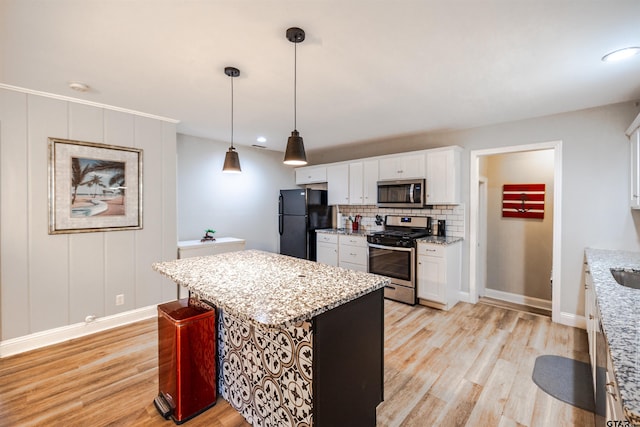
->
469;141;562;323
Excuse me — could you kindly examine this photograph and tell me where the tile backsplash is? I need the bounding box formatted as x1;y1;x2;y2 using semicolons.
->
336;204;465;238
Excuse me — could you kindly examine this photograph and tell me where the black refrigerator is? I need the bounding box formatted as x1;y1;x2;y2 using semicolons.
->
279;189;331;261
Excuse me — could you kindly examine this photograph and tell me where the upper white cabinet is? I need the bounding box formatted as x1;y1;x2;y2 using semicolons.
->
348;160;379;205
327;164;350;205
630;127;640;209
426;147;462;204
295;165;327;185
379;154;425;180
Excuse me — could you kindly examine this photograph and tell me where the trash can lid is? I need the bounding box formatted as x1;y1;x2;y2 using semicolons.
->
158;298;214;322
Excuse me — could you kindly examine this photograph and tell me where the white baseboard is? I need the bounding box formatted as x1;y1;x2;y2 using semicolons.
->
457;291;472;304
0;305;157;358
483;288;552;311
558;311;586;329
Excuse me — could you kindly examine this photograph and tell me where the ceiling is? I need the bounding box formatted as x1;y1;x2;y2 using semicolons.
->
2;1;640;155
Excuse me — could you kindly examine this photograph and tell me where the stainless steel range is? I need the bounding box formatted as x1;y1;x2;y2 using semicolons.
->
367;215;431;305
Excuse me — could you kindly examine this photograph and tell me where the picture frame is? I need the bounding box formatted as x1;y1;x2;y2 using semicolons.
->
48;137;143;234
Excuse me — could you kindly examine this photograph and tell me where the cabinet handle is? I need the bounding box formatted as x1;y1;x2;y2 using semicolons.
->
605;382;618;400
589;314;594;320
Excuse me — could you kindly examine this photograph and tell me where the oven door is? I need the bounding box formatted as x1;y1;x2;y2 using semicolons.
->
368;244;416;305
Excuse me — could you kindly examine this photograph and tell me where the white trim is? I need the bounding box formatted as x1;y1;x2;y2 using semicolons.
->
457;291;472;303
559;312;586;330
0;83;180;124
469;140;563;323
0;305;157;358
626;112;640;137
483;288;552;311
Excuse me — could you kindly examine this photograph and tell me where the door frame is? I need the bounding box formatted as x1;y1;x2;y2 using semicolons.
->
469;140;562;323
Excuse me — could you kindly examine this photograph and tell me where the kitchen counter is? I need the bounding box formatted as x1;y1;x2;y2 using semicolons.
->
317;228;464;246
153;249;386;426
584;248;640;424
416;235;463;245
152;249;388;328
316;228;373;236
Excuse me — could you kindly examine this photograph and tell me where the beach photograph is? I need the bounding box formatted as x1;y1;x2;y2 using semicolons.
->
70;157;126;218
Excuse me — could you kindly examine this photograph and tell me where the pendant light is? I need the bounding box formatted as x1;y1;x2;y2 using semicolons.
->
283;27;308;166
222;66;242;173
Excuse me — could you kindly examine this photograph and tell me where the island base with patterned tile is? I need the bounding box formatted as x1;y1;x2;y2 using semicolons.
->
218;308;313;426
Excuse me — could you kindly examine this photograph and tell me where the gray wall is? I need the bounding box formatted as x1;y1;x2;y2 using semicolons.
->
483;150;554;301
177;134;296;252
311;101;640;317
0;88;178;340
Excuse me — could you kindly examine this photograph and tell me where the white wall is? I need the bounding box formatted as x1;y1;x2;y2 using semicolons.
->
483;150;554;301
0;88;178;341
177;134;296;252
310;101;640;318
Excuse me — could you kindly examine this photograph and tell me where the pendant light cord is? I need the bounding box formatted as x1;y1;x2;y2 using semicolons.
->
294;41;297;130
230;75;234;149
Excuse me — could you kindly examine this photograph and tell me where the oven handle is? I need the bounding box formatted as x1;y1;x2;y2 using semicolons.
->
368;243;414;253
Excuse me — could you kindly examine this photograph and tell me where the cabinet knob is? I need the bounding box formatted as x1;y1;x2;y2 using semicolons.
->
589;314;594;320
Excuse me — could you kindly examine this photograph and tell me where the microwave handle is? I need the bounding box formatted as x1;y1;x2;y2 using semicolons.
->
409;184;414;204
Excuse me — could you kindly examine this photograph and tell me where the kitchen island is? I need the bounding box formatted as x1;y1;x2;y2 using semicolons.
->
152;250;388;426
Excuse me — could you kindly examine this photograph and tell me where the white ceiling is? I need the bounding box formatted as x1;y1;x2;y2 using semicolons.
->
2;1;640;154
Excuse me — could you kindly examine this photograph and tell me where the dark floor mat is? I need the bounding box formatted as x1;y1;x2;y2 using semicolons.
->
532;355;596;413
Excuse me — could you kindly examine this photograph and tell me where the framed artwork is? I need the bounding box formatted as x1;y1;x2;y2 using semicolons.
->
48;138;143;234
502;183;545;219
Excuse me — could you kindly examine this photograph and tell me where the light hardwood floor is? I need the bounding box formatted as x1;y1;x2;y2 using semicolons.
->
0;300;594;427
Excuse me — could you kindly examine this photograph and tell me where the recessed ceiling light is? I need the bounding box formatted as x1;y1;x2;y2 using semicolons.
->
257;136;267;143
69;81;90;92
601;47;640;62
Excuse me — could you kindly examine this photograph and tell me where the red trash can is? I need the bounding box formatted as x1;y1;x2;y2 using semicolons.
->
154;298;216;424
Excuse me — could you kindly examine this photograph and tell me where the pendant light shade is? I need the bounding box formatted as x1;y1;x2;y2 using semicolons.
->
223;66;242;173
283;27;308;166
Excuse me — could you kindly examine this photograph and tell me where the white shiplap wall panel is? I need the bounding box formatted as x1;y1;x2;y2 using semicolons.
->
104;110;137;315
1;86;177;345
0;89;30;339
160;121;178;303
68;103;106;324
27;95;70;333
134;116;165;307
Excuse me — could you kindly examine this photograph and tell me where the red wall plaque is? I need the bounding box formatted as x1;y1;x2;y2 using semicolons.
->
502;184;545;219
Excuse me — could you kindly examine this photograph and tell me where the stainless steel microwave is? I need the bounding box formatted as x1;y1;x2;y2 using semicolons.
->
377;179;425;208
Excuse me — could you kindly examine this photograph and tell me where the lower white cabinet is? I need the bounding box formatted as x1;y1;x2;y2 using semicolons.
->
630;127;640;209
338;234;368;272
177;237;246;298
316;232;338;266
584;258;629;424
416;241;461;310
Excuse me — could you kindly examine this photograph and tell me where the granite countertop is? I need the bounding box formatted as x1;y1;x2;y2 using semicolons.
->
152;250;388;329
584;248;640;424
416;236;463;245
317;228;464;246
316;228;372;236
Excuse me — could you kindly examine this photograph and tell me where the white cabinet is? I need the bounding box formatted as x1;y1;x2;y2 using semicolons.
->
348;162;364;205
338;234;368;272
426;147;461;204
177;238;246;298
327;164;350;205
584;261;597;387
416;241;461;310
584;258;629;424
363;160;379;205
379;154;425;180
295;165;327;185
316;232;338;266
630;128;640;209
348;160;379;205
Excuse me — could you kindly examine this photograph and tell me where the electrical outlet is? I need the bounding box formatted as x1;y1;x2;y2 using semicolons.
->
116;294;125;306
